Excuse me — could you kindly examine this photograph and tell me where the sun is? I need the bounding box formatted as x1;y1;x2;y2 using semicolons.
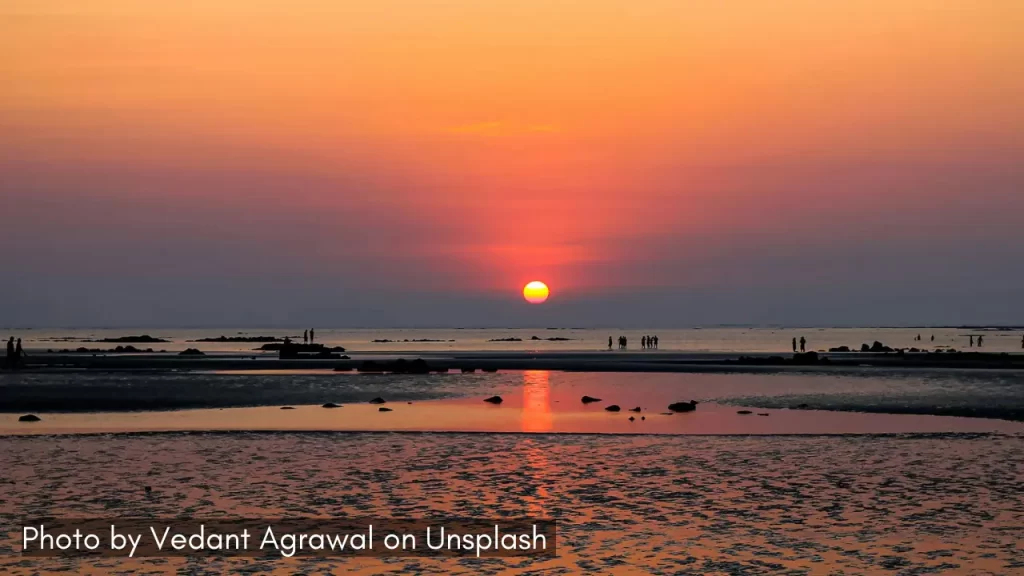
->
523;281;550;304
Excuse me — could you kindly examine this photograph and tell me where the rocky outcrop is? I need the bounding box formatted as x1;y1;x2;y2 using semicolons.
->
18;414;41;422
483;396;503;404
605;405;621;412
668;400;698;413
378;407;393;412
90;335;169;343
179;348;205;356
581;396;602;404
321;403;341;408
190;336;282;343
368;397;387;404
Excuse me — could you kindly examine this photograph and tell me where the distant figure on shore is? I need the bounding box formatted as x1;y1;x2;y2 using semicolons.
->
977;335;984;347
608;336;613;350
931;334;935;342
792;338;797;352
653;335;659;349
5;337;13;369
799;337;806;353
970;335;974;347
309;328;315;343
303;330;309;344
641;336;647;350
13;338;26;370
1021;334;1023;349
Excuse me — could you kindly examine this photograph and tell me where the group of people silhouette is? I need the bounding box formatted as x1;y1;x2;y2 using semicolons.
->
608;335;659;350
302;328;316;344
792;337;807;353
913;334;935;342
4;336;27;370
969;335;984;347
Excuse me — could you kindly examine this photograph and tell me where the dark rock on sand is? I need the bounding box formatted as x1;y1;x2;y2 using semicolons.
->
829;346;851;352
605;405;621;412
190;336;282;343
18;414;41;422
668;400;698;413
758;413;769;416
378;407;393;412
629;406;641;412
179;348;205;356
793;403;810;409
369;397;386;404
321;403;341;408
628;416;635;421
280;406;296;410
737;410;753;415
488;337;522;342
641;416;646;421
581;396;602;404
862;341;895;353
91;335;169;343
484;396;503;404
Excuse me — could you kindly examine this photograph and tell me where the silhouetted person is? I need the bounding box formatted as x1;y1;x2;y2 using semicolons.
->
1021;334;1023;349
792;337;797;353
309;328;315;343
970;335;974;347
653;335;659;349
799;336;806;353
931;334;935;342
608;336;613;350
978;335;984;347
13;338;25;370
5;337;13;369
303;330;309;344
641;336;647;350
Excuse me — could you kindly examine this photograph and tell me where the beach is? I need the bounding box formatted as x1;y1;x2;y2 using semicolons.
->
3;334;1024;574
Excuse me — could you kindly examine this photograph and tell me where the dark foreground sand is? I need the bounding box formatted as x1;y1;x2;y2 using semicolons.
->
2;432;1022;574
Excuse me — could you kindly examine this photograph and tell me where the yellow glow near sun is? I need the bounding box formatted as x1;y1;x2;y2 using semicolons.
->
523;281;550;304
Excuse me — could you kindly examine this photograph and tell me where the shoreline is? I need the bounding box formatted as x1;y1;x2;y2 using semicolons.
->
4;399;1023;437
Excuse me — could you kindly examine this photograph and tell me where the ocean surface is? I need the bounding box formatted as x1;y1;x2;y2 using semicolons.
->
16;326;1024;354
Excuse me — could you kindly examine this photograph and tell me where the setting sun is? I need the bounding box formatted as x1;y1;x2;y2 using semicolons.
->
523;281;550;304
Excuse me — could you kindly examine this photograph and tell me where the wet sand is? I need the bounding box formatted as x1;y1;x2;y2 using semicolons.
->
2;432;1022;574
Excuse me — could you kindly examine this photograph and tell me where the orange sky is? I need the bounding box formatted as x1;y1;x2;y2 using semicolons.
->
1;1;1023;325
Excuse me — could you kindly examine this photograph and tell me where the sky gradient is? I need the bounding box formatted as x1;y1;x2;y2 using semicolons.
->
2;0;1023;327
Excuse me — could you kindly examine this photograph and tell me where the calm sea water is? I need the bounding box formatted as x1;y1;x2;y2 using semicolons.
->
17;326;1024;353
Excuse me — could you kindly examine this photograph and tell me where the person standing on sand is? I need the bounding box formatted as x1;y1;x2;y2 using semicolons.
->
303;330;308;344
608;336;613;350
309;328;315;343
641;335;647;350
978;335;984;347
931;334;935;342
13;338;26;370
653;335;659;349
970;335;974;347
799;336;806;353
792;338;797;353
5;337;13;369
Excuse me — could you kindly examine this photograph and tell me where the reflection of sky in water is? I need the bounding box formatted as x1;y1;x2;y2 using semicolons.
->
521;370;552;433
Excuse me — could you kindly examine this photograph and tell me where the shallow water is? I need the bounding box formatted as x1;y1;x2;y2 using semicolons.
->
1;432;1022;574
3;369;1024;421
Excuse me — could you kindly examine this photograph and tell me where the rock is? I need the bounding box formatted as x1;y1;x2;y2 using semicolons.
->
378;407;393;412
793;403;810;409
321;403;341;408
190;336;282;343
792;351;819;364
280;406;296;410
18;414;41;422
660;412;674;416
605;405;621;412
628;416;635;421
358;361;385;373
641;416;646;421
91;335;169;343
757;413;769;416
178;348;205;356
487;338;522;342
483;396;503;404
531;336;541;340
581;396;602;404
828;346;851;352
668;400;698;413
368;397;386;404
737;410;753;415
863;341;894;353
144;486;152;493
628;406;641;412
